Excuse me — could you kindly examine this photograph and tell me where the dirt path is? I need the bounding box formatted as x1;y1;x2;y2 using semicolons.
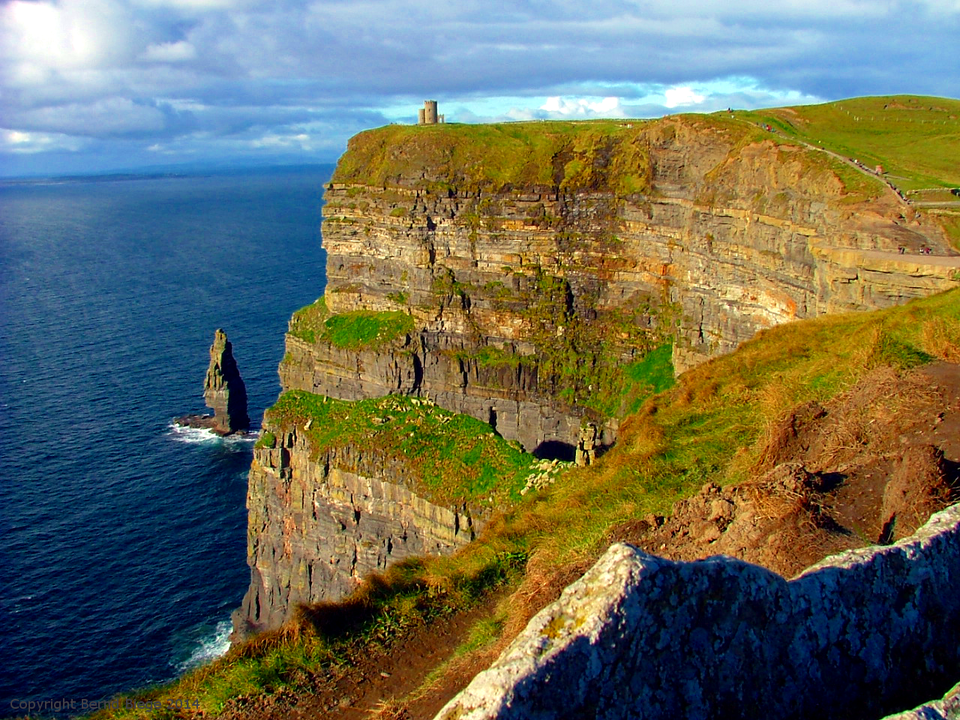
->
735;117;912;207
854;248;960;266
217;592;507;720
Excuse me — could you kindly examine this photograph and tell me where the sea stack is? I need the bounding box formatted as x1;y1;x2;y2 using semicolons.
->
203;329;249;434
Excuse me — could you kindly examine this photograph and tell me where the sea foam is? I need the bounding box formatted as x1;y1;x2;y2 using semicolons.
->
175;620;233;673
166;422;257;446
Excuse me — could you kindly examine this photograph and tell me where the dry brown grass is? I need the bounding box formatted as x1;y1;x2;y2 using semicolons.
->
922;316;960;362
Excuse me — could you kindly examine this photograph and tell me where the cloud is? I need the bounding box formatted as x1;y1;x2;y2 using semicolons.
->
2;0;140;75
141;41;198;63
0;0;957;175
540;96;626;118
663;87;706;109
1;128;87;154
131;0;254;9
10;98;171;138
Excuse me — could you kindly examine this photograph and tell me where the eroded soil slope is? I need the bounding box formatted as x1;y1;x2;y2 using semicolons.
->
613;362;960;578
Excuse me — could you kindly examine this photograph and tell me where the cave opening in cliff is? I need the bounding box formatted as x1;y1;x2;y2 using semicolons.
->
534;440;576;462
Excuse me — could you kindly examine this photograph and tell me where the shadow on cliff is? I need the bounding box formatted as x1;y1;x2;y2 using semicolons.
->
532;440;576;461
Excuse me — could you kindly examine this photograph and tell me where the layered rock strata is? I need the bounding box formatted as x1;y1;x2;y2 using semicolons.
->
283;119;959;453
176;328;249;435
240;119;960;637
438;503;960;720
234;425;479;635
280;333;586;458
204;328;249;434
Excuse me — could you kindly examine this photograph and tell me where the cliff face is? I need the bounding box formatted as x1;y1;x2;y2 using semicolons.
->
283;118;958;455
239;116;959;637
235;424;479;634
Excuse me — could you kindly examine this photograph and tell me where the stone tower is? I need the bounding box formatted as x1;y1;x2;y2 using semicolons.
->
418;100;442;125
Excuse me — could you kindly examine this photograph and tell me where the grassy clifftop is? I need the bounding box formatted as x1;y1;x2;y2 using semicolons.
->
333;96;960;200
740;95;960;191
331;119;657;194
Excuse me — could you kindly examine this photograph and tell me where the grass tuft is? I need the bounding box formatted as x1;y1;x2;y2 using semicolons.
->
288;295;415;350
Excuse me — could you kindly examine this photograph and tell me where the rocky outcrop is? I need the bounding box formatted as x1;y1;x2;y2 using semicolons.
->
437;503;960;720
280;333;589;459
204;329;249;434
233;425;479;635
882;682;960;720
281;118;959;453
176;328;249;435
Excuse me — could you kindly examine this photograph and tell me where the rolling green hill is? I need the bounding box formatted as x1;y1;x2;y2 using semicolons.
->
736;95;960;191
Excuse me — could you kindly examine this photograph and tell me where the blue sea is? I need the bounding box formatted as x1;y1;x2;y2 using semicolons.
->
0;167;330;716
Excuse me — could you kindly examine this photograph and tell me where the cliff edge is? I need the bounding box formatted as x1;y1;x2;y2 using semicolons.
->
286;114;958;459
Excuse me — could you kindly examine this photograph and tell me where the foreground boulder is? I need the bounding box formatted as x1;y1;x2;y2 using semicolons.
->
438;504;960;720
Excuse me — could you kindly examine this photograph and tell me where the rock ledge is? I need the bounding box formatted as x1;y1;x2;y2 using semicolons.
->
438;503;960;720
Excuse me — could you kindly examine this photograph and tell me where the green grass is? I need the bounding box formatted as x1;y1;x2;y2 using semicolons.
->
454;345;524;369
621;343;678;415
736;96;960;191
288;295;415;350
323;310;414;349
333;97;959;205
265;391;539;504
333;120;654;196
87;288;960;720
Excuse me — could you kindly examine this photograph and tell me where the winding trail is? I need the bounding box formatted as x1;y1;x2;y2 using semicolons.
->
737;117;910;206
855;248;960;267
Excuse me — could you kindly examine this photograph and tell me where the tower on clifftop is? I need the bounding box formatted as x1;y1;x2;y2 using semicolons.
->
418;100;444;125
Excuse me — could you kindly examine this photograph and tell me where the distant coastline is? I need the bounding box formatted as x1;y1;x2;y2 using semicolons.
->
0;162;337;186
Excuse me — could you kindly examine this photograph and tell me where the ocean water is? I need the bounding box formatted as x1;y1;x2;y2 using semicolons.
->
0;167;330;715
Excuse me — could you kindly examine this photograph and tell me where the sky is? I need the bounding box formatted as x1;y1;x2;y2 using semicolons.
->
1;0;957;177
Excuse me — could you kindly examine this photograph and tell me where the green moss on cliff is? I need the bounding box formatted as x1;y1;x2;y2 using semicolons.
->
323;310;414;349
265;390;539;504
289;295;414;350
288;295;329;342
